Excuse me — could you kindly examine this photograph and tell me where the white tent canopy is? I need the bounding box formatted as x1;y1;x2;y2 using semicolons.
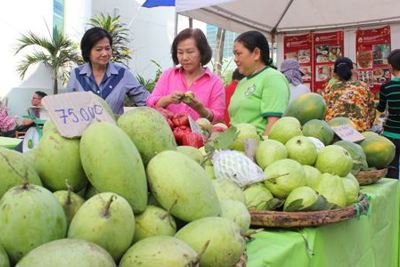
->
177;0;400;34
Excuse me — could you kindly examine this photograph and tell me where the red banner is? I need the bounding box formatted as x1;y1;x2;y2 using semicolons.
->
313;31;344;91
356;25;391;94
284;33;313;88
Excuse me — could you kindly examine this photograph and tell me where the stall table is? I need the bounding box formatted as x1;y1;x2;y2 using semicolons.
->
247;178;399;267
0;136;21;149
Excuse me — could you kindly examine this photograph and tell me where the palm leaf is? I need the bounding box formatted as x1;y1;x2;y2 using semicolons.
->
16;52;50;79
15;26;81;93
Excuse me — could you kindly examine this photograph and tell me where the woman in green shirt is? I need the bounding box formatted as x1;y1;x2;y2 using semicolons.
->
229;31;289;136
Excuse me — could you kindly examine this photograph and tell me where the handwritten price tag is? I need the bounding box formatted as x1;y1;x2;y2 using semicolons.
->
331;124;365;143
42;92;115;138
188;115;203;135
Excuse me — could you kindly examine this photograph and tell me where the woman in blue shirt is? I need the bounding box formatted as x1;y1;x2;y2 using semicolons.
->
66;27;149;115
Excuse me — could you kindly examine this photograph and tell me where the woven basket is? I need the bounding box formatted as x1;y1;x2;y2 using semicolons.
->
235;252;247;267
355;168;387;185
250;193;369;228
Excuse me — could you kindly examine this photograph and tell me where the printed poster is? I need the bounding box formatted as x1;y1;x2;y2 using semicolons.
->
356;25;391;94
284;33;313;88
313;31;344;91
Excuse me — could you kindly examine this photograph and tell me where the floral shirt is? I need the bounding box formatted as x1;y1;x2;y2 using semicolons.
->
321;80;375;131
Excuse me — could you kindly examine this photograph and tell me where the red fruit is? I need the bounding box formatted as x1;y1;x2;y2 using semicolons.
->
173;125;192;145
172;113;190;127
181;132;204;148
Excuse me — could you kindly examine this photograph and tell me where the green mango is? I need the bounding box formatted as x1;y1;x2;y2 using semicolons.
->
212;179;245;204
175;217;245;267
0;147;42;199
15;239;116;267
133;205;176;242
177;146;203;164
220;199;251;234
119;236;197;267
34;130;87;192
80;122;147;213
117;107;176;165
0;184;66;263
53;190;85;225
147;151;221;222
0;244;9;267
68;192;135;261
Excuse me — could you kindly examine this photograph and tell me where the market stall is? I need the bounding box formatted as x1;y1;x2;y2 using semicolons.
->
247;179;399;267
143;0;400;91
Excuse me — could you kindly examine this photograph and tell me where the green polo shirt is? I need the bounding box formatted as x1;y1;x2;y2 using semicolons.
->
228;67;289;134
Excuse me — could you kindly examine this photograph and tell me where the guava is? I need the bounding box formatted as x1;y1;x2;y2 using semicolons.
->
255;139;288;169
303;165;322;190
315;145;353;177
269;117;302;144
264;159;306;198
229;123;260;151
243;183;275;210
342;173;360;205
316;173;347;208
285;136;318;165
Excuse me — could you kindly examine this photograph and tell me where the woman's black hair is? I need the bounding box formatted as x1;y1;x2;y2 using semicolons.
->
388;49;400;71
80;27;113;62
171;28;212;66
232;68;245;81
234;31;273;67
334;57;353;81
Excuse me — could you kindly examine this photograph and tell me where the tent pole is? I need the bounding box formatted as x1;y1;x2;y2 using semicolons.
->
174;11;178;36
189;17;193;28
270;30;276;64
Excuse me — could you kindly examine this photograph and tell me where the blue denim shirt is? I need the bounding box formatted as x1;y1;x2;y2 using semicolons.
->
66;62;149;114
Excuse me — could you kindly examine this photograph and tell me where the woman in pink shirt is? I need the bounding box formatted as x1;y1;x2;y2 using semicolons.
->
147;28;225;122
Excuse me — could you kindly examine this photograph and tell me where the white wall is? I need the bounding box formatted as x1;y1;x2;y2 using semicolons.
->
0;0;93;116
92;0;176;78
0;0;54;101
64;0;92;43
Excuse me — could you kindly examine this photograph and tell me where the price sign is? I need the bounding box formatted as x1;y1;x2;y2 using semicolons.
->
331;125;365;143
42;92;115;138
188;115;203;135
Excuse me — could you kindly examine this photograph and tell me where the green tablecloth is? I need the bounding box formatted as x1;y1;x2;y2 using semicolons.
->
0;136;21;149
247;178;400;267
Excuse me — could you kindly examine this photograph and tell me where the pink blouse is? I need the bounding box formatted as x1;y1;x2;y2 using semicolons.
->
146;67;225;122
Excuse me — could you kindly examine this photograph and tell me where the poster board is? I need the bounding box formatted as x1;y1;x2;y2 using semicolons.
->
356;25;391;94
283;33;313;89
313;31;344;91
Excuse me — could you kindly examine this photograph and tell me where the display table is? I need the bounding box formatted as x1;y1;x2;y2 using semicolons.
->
247;178;400;267
0;136;21;149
